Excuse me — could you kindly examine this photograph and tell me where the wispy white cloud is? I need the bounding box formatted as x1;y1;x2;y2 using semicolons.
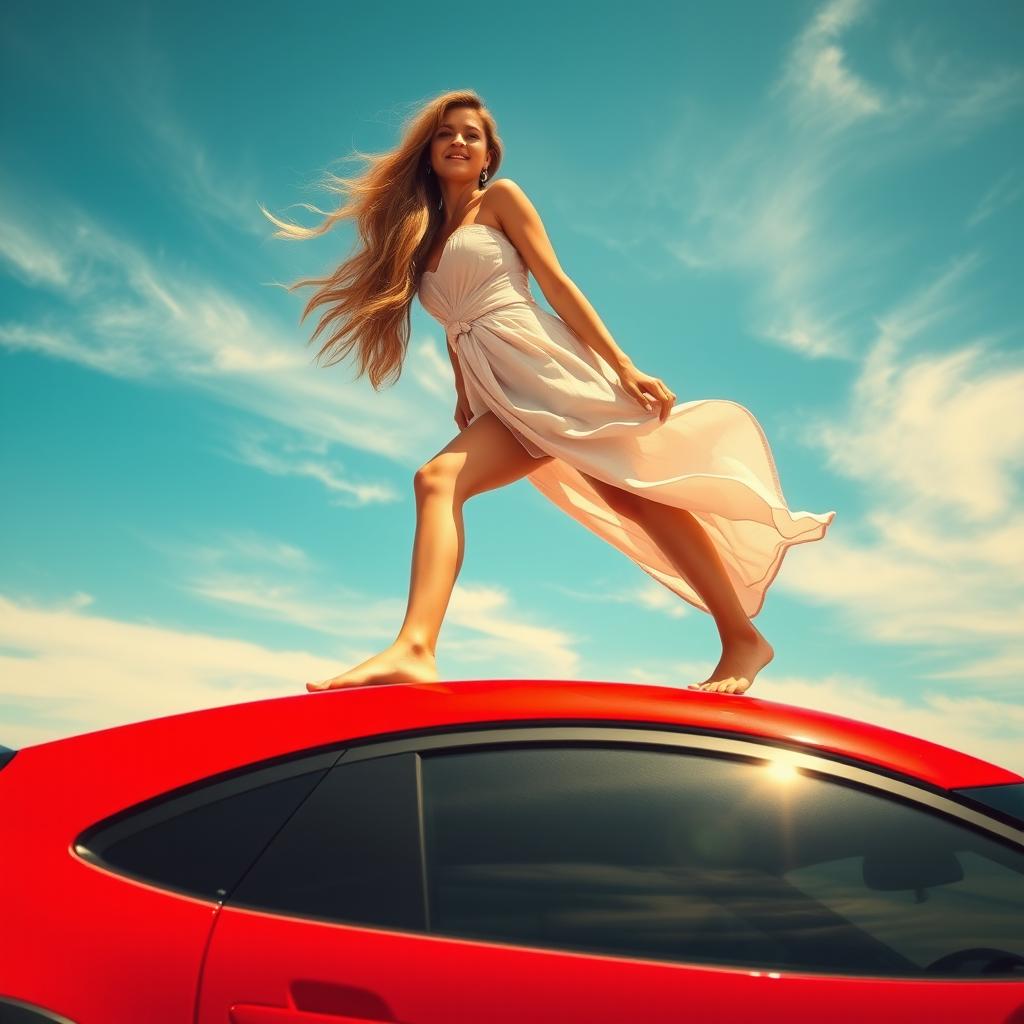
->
180;529;315;572
0;187;459;482
83;19;272;240
0;321;152;377
0;590;315;748
652;142;871;360
184;574;403;640
444;583;584;674
772;255;1024;689
0;215;74;290
551;1;896;361
966;169;1024;230
772;0;886;131
891;30;1024;142
13;583;1017;780
130;104;268;239
149;525;584;674
4;583;1014;779
574;0;1022;369
208;425;403;509
820;252;1023;523
0;11;266;240
412;337;459;400
545;580;688;619
0;585;583;748
178;566;583;676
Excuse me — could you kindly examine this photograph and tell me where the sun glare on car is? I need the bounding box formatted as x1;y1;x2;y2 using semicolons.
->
763;759;801;784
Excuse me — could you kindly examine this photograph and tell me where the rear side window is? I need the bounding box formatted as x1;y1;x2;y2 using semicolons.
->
421;744;1024;977
76;750;338;900
226;751;426;932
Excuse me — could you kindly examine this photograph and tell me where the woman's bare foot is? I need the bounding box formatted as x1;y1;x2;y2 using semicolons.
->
306;640;439;692
687;626;774;695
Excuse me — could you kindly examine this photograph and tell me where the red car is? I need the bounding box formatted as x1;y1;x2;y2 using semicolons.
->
3;680;1023;1022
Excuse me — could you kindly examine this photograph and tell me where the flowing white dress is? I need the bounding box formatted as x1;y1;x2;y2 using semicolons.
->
419;223;836;618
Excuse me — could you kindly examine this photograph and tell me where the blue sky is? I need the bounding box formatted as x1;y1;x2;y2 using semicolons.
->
2;0;1022;770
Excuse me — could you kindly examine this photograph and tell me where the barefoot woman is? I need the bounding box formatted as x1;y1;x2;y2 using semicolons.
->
261;90;835;697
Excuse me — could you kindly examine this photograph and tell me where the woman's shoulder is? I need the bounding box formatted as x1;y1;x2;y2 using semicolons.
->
483;178;535;230
486;177;528;201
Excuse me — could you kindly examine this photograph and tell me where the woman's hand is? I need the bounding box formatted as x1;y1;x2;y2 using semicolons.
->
616;360;677;423
455;392;474;431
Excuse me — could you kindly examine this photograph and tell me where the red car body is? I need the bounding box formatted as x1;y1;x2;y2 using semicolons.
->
2;679;1023;1022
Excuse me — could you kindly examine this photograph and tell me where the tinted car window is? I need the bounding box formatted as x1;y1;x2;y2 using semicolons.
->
421;744;1024;976
227;751;425;931
76;752;337;900
954;782;1024;826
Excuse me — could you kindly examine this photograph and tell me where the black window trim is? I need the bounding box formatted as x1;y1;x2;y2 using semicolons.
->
949;781;1024;831
331;725;1024;850
70;721;1023;913
181;723;1024;983
214;723;1024;974
0;994;77;1023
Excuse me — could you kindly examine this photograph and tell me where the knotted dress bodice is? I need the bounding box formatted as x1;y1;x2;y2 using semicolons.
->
419;222;539;350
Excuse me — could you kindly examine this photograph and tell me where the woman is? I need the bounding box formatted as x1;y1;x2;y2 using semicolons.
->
261;90;836;696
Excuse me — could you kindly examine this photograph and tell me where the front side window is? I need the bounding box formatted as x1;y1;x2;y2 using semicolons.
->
421;743;1024;976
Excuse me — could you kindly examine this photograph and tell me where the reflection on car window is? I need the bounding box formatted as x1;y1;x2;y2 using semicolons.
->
785;850;1023;971
421;744;1024;976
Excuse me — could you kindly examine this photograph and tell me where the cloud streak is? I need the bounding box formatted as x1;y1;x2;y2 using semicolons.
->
0;583;584;750
0;184;461;486
3;589;1018;780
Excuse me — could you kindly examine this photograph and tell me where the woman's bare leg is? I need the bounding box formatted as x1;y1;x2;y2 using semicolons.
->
578;471;773;695
307;413;553;691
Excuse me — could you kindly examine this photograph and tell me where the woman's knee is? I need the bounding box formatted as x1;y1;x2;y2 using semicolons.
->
413;457;459;501
415;411;554;504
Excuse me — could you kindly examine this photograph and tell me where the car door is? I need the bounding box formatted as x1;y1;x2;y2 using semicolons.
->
197;726;1024;1024
66;745;340;1022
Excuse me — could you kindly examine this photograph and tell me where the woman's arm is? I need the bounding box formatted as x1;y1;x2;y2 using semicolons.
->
543;277;633;373
448;340;467;395
488;179;634;373
488;178;677;422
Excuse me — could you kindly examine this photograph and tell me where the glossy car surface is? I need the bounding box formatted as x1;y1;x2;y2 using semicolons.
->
2;679;1023;1023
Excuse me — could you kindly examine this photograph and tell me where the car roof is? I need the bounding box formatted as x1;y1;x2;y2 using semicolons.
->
19;680;1021;798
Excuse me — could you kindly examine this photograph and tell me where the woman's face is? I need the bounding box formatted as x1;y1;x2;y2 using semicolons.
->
431;109;489;184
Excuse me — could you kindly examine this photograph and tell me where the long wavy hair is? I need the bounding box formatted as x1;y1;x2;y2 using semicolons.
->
259;90;504;390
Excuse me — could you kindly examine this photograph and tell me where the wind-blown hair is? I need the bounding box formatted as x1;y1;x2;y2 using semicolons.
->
259;90;503;390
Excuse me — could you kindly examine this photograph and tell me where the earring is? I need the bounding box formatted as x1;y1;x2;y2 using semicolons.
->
426;164;432;174
480;167;489;184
